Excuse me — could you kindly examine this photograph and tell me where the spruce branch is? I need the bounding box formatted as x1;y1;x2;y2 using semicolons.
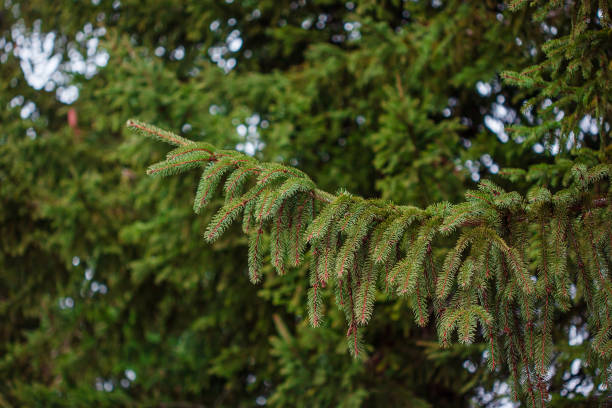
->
129;119;612;399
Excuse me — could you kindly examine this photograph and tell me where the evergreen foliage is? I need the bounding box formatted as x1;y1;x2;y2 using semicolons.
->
132;113;611;404
131;1;612;405
2;0;611;406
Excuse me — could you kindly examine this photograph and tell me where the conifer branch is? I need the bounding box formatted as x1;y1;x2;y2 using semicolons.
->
129;119;612;400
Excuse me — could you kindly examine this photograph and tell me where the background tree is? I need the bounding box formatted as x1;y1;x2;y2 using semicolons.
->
1;0;609;407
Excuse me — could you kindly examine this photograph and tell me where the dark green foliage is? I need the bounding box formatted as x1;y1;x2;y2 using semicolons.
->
133;107;611;404
2;0;611;406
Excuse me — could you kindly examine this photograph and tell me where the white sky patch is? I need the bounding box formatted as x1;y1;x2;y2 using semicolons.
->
12;25;62;90
236;113;265;156
481;154;492;167
476;81;492;97
301;18;313;29
10;19;109;104
125;369;136;381
208;29;242;73
570;358;582;375
228;37;242;52
9;95;24;108
569;324;588;346
549;139;560;155
59;296;74;309
462;359;477;373
56;85;79;104
579;115;599;135
566;131;577;150
20;101;36;119
473;381;519;407
343;21;362;41
493;103;507;118
237;124;247;137
484;115;509;143
533;143;544;154
171;45;185;60
555;109;565;121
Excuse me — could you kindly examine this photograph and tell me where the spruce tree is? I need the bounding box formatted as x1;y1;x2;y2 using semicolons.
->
1;0;610;406
130;1;611;406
